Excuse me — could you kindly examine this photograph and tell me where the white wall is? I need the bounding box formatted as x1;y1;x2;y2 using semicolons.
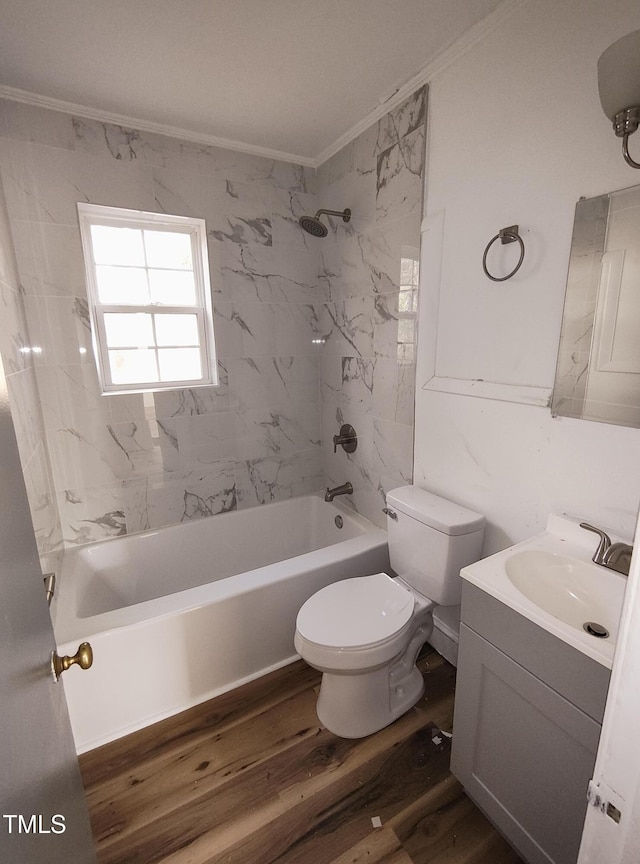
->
415;0;640;554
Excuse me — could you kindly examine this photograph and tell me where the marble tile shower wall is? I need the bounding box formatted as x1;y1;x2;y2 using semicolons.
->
0;99;323;545
0;172;62;566
315;87;426;528
0;86;425;547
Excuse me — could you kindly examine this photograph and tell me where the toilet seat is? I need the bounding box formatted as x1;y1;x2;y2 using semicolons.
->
297;572;414;649
294;573;415;671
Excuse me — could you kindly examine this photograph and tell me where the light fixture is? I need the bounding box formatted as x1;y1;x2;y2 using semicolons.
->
598;29;640;169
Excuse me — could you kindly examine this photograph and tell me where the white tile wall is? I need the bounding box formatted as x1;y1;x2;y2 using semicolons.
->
0;86;426;545
317;86;426;527
0;171;62;565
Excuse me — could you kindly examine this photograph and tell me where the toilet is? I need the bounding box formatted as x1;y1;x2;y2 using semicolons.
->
294;485;485;738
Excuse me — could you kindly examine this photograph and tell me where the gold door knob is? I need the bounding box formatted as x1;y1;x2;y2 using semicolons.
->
52;642;93;681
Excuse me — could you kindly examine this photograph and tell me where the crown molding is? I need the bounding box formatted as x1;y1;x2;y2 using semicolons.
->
313;0;526;168
0;84;316;168
0;0;525;171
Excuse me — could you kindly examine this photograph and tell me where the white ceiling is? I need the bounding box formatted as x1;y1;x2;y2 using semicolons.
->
0;0;505;163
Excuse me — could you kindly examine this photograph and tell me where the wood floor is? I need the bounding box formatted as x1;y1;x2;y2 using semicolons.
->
79;649;524;864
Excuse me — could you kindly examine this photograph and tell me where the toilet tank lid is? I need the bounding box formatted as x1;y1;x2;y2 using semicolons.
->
385;486;485;536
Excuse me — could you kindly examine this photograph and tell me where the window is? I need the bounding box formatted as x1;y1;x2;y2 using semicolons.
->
398;247;419;365
78;203;217;394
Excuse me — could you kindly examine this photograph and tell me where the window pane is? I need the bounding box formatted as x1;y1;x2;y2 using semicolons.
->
148;269;196;305
398;319;415;344
143;230;193;270
158;348;202;381
400;257;415;284
79;205;216;392
398;289;414;313
91;225;145;266
96;266;149;304
400;258;420;285
104;313;154;347
109;349;159;384
154;314;199;347
397;343;415;366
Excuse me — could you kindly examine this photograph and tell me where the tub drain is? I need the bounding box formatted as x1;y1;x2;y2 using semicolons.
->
334;515;343;529
583;621;609;639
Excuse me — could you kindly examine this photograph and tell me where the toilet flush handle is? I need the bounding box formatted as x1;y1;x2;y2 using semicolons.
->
382;507;398;520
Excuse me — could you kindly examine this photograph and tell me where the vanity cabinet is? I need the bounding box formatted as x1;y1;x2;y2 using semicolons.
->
451;583;611;864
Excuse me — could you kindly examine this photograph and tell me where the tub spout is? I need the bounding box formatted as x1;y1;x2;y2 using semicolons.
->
325;482;353;502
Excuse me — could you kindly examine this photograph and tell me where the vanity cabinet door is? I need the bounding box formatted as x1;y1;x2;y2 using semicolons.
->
451;624;601;864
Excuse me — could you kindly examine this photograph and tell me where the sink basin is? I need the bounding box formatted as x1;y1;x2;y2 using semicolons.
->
505;550;624;638
460;515;630;667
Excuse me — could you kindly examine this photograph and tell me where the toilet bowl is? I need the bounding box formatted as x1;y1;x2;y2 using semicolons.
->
294;572;435;737
294;486;484;738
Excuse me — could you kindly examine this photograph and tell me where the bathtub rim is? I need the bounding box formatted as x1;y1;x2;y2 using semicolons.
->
53;495;388;645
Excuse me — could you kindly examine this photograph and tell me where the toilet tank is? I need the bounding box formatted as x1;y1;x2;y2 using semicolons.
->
385;486;485;606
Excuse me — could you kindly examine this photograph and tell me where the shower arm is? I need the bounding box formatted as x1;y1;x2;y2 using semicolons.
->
315;208;350;220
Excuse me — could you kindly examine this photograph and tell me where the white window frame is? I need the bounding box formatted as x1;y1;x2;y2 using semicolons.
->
78;203;218;394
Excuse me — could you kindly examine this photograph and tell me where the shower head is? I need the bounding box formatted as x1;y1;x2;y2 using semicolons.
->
299;208;351;238
299;214;328;237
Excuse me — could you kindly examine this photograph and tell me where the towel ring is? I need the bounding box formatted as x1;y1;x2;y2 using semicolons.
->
482;225;525;282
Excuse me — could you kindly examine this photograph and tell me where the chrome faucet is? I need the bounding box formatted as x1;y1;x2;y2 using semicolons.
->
580;523;633;576
324;482;353;502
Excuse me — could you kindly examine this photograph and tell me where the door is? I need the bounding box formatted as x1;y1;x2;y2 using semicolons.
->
584;190;640;426
0;360;96;863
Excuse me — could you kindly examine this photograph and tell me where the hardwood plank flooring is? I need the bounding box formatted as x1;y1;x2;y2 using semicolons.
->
80;649;524;864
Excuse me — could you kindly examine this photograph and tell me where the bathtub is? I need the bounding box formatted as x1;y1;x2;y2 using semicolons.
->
53;494;389;753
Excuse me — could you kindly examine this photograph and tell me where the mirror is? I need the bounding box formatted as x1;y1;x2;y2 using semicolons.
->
552;184;640;428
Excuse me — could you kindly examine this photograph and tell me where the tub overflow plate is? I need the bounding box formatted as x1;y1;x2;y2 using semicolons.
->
583;621;609;639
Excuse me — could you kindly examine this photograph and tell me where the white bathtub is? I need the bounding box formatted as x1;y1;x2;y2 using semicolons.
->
53;494;389;753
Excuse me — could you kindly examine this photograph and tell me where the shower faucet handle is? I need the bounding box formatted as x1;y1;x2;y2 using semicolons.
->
333;424;357;454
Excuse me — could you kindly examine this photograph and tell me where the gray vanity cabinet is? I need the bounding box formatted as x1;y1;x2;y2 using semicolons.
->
451;583;611;864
